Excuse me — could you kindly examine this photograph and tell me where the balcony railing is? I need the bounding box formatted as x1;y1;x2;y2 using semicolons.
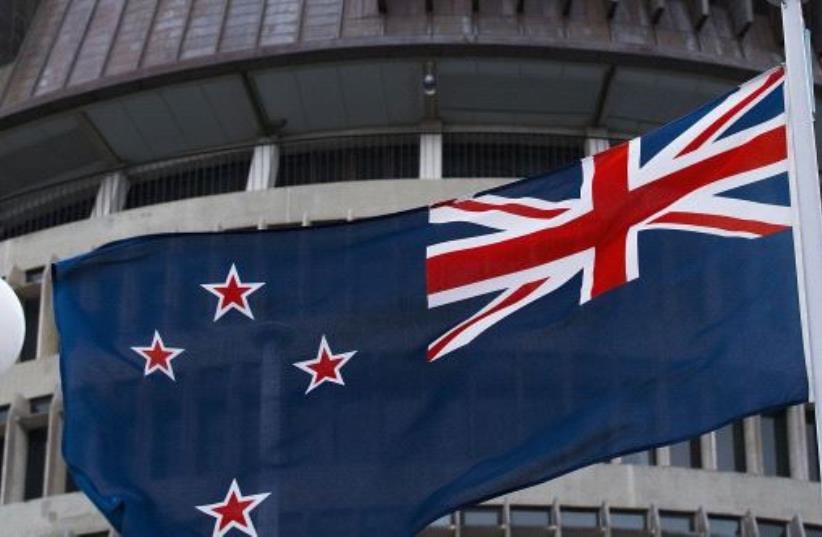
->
0;130;601;241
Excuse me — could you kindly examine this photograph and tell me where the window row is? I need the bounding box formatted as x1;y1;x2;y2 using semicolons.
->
0;131;590;241
420;504;821;537
620;407;819;481
0;395;77;506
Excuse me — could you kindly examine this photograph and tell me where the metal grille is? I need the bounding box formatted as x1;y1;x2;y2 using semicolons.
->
442;132;586;178
124;149;252;210
278;134;419;187
0;176;100;240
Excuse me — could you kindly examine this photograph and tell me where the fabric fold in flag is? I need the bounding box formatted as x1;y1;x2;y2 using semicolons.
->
52;66;809;537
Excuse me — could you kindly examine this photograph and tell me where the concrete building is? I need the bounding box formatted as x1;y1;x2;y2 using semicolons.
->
0;0;821;535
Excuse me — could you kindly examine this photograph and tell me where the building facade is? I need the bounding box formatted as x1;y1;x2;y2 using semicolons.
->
0;0;821;535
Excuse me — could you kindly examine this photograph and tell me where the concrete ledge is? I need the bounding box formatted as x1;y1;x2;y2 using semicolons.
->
0;492;108;536
0;179;513;275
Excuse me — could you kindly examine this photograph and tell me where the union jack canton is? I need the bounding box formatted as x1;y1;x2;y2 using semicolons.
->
427;67;791;361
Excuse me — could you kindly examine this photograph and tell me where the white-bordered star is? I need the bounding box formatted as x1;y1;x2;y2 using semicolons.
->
196;479;271;537
293;335;357;394
130;331;185;381
201;264;265;321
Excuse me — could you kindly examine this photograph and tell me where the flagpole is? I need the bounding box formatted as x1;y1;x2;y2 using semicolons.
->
780;0;822;486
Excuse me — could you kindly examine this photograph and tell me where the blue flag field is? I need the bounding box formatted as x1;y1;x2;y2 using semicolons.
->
53;67;810;536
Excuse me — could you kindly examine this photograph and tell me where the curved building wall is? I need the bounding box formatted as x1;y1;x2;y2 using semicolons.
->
0;1;821;536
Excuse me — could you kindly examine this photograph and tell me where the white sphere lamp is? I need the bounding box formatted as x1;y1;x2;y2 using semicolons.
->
0;277;24;375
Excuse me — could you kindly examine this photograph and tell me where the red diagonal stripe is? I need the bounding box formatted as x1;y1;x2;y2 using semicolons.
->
427;278;547;362
677;68;783;157
446;199;569;220
651;211;789;236
427;125;786;295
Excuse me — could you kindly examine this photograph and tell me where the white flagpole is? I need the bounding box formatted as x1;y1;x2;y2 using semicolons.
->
781;0;822;484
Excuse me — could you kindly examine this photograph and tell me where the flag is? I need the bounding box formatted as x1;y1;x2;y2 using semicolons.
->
53;66;808;537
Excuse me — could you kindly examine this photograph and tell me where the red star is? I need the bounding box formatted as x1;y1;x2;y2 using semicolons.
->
201;264;265;321
130;331;185;381
196;479;270;537
293;335;357;394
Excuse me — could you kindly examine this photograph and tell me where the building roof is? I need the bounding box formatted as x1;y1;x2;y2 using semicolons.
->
0;0;813;126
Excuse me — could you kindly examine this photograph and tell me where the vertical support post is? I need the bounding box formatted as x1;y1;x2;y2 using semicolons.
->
91;171;130;218
1;395;30;504
781;0;822;493
744;416;763;475
36;262;59;359
246;142;280;191
584;133;610;156
787;404;810;480
419;133;443;180
655;445;671;466
701;432;718;471
44;390;65;496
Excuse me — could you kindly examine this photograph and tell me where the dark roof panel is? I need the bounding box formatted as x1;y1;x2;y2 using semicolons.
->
0;0;809;122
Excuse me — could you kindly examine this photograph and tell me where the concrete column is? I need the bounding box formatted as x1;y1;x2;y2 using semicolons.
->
696;508;709;537
552;498;562;537
502;497;511;537
655;446;671;466
788;404;810;480
245;142;280;191
1;395;30;504
585;135;610;156
36;262;59;359
648;505;662;537
0;406;10;505
601;502;611;537
701;432;718;471
43;391;65;496
742;511;759;537
419;133;443;180
91;172;130;217
789;515;807;537
744;416;763;475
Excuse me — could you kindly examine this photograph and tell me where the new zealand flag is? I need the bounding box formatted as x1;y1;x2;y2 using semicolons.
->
53;67;809;536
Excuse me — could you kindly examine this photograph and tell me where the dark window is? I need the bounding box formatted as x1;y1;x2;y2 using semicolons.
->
23;427;47;500
709;516;741;537
611;511;646;530
125;152;251;210
715;422;746;472
442;133;585;179
669;438;701;469
65;468;78;493
0;434;4;489
622;450;655;465
757;520;787;537
562;508;599;528
805;525;822;537
462;507;501;526
761;410;790;477
24;267;44;284
659;512;694;534
18;294;39;362
511;507;552;527
807;407;819;481
0;405;7;488
29;396;51;415
0;179;99;241
279;135;419;187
